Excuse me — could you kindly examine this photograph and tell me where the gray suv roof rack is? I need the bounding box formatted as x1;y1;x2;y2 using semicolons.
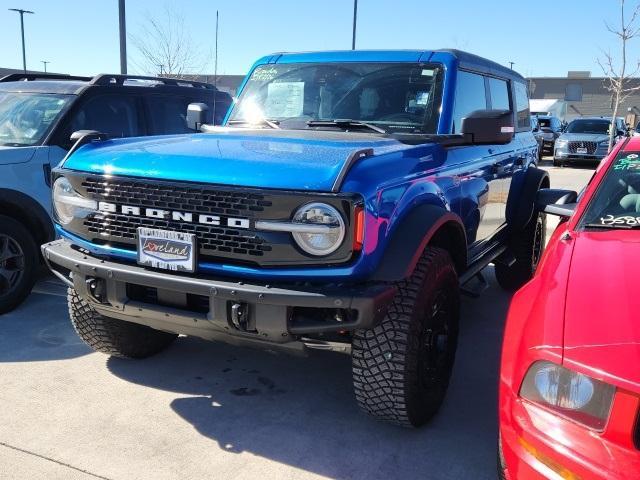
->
89;74;215;89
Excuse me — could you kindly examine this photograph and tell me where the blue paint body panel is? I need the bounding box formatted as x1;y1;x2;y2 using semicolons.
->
56;49;539;282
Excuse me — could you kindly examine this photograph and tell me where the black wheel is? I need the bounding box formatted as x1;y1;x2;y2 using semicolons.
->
0;215;38;314
352;247;459;427
553;157;563;167
68;288;177;358
495;210;546;292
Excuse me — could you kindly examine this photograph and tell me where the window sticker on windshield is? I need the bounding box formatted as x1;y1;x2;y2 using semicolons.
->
600;214;640;226
614;153;640;170
265;82;304;118
415;91;430;105
421;69;435;77
252;66;279;82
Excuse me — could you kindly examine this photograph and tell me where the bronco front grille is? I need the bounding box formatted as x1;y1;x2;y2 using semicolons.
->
63;174;358;268
568;141;597;154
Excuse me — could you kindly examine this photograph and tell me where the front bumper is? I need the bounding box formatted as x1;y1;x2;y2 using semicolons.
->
500;386;640;480
42;239;396;347
554;145;608;162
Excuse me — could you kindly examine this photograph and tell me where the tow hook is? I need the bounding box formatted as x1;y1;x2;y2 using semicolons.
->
230;302;249;331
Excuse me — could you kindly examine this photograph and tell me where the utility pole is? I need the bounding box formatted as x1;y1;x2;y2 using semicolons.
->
8;8;34;72
156;64;164;76
351;0;358;50
508;61;515;70
41;60;49;72
118;0;127;74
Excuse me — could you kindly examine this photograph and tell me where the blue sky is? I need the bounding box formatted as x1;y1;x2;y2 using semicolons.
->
0;0;637;77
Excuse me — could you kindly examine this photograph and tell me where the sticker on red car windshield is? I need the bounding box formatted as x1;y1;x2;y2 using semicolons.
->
600;214;640;225
614;153;640;170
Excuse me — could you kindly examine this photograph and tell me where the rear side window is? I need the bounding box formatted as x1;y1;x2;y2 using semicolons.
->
452;71;487;133
146;95;193;135
69;95;141;139
514;82;530;129
488;78;510;111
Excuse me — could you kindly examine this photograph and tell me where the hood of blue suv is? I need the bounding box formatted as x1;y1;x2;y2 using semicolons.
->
63;130;415;191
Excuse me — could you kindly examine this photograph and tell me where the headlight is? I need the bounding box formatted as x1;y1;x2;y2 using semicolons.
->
555;139;568;148
599;140;610;147
519;361;615;430
291;202;345;256
52;177;97;225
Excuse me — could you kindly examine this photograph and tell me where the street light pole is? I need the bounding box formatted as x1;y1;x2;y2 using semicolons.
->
118;0;127;74
41;60;49;72
351;0;358;50
8;8;34;73
508;61;515;70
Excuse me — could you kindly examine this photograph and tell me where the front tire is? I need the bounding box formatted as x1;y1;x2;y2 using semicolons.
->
0;215;38;314
495;210;546;292
352;247;460;427
553;157;563;167
68;288;177;358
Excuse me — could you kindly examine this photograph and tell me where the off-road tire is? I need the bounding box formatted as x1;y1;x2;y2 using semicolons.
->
352;247;460;427
0;215;38;314
68;288;177;358
495;210;546;292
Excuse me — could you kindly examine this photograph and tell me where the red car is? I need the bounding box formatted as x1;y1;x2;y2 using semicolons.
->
499;136;640;479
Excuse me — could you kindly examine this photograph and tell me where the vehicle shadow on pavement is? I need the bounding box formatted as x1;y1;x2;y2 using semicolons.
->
106;269;510;480
0;290;92;362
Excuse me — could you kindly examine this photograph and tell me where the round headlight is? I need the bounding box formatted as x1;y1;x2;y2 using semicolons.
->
53;177;97;225
291;203;345;256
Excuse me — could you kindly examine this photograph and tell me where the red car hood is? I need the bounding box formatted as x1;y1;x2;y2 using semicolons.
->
563;231;640;394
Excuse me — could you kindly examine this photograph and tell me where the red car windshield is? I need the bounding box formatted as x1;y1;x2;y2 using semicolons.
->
580;150;640;228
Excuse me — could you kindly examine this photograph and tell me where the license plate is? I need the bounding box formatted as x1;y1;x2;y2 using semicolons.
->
576;147;588;154
137;228;196;272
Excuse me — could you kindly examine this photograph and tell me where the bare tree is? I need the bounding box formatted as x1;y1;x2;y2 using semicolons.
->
129;5;209;78
598;0;640;152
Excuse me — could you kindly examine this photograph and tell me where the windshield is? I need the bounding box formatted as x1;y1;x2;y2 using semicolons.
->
566;119;610;135
580;150;640;228
0;92;73;146
228;62;443;134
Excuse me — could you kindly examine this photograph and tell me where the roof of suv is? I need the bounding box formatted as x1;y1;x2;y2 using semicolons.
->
0;73;217;95
260;49;525;81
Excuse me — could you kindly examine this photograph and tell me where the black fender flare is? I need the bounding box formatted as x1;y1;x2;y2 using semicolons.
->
0;189;55;246
505;167;550;232
371;204;467;282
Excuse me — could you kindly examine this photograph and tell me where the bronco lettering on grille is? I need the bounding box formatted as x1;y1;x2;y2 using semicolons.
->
97;202;250;229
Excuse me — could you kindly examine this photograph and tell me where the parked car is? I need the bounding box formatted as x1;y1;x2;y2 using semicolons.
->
499;136;640;479
530;116;544;160
553;116;627;167
42;49;548;427
0;73;232;313
533;114;563;156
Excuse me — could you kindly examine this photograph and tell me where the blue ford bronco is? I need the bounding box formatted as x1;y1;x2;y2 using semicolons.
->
42;50;548;427
0;73;231;313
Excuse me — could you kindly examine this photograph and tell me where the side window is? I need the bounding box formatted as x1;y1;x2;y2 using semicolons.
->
514;81;530;130
452;71;488;133
146;95;194;135
488;77;510;111
68;95;141;140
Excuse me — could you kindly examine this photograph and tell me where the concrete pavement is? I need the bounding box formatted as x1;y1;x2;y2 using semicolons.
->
0;160;594;480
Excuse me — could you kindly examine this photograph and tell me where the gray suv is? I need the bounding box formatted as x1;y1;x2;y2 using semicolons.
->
553;117;627;166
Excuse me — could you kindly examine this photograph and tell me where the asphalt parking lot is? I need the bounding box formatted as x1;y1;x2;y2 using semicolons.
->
0;160;594;480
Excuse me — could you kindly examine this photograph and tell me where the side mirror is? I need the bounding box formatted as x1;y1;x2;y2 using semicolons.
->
186;103;211;131
62;130;109;161
536;188;578;217
461;110;514;145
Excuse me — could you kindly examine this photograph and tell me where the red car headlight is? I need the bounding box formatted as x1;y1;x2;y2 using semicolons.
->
520;361;616;430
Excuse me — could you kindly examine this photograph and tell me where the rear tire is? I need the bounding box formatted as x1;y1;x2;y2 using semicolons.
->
352;247;459;427
68;288;177;358
495;210;546;292
0;215;38;314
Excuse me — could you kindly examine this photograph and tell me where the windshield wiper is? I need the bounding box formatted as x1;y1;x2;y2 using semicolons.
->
306;119;387;134
227;119;280;129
